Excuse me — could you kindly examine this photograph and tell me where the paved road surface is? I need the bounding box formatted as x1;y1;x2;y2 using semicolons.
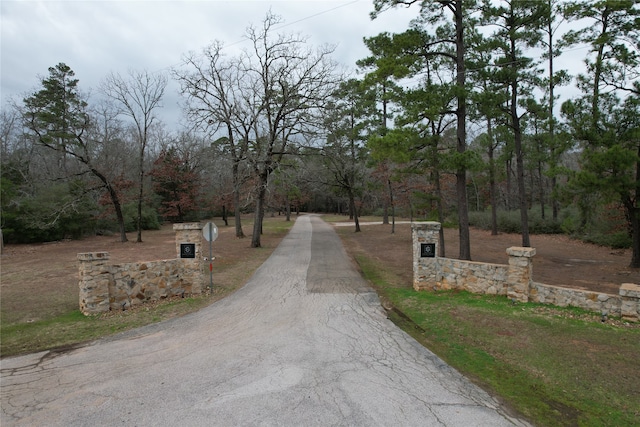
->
1;215;529;426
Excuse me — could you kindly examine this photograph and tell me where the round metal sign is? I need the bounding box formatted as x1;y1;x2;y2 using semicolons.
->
202;222;218;242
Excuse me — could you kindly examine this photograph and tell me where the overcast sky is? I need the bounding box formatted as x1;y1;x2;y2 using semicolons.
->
1;0;421;129
2;0;594;132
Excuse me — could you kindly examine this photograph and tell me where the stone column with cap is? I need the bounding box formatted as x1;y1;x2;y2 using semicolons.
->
173;223;205;294
78;251;111;315
506;246;536;303
412;222;441;291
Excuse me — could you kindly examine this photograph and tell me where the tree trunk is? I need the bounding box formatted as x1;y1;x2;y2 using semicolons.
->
627;149;640;268
547;6;559;223
538;160;545;219
513;115;530;247
505;158;512;210
251;195;264;248
232;162;244;238
454;0;471;260
222;205;229;226
388;178;395;234
348;188;360;233
434;168;446;257
136;143;144;243
509;32;530;247
109;185;128;243
625;197;640;268
251;174;268;248
92;168;127;242
487;119;498;236
552;176;559;221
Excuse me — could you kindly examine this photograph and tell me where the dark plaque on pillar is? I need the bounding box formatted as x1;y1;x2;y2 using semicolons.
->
180;243;196;259
421;243;436;258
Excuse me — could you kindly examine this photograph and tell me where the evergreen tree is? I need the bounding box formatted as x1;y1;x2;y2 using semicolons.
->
540;0;572;221
372;0;479;260
322;79;376;233
562;0;640;267
23;63;129;241
481;0;550;247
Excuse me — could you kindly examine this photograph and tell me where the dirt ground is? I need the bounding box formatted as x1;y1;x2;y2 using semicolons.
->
1;217;638;324
333;221;639;296
0;220;284;323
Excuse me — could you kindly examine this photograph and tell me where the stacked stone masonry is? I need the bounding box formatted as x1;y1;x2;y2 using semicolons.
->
412;222;639;322
79;223;205;315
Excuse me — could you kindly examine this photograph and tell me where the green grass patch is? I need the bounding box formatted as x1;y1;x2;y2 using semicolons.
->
1;296;213;356
355;253;640;427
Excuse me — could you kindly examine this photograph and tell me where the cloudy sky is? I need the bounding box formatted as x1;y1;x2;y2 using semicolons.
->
2;0;595;133
1;0;421;129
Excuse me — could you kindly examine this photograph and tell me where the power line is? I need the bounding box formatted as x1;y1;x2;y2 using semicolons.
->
159;0;362;73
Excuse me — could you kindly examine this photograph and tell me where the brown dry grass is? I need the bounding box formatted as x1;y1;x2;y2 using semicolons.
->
330;218;639;295
1;214;638;357
1;215;292;326
3;214;637;326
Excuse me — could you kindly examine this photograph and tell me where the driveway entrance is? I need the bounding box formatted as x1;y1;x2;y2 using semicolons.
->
1;215;528;426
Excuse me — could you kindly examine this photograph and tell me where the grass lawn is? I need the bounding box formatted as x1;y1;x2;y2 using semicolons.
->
335;225;640;427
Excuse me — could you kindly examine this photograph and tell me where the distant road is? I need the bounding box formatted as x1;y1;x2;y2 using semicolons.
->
1;215;528;426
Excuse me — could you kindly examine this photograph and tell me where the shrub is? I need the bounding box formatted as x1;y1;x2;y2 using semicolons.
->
468;211;491;230
470;208;562;235
1;182;97;243
582;232;631;249
468;205;631;249
122;204;161;232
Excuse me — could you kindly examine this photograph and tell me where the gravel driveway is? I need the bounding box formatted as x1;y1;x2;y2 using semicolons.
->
1;215;529;426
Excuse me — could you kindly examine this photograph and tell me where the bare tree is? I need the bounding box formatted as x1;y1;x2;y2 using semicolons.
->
176;13;340;247
242;12;340;247
175;41;252;238
101;69;167;242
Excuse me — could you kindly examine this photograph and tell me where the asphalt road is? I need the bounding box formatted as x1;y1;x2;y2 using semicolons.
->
1;215;529;426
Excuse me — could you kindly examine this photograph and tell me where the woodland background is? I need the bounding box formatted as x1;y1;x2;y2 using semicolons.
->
1;0;638;266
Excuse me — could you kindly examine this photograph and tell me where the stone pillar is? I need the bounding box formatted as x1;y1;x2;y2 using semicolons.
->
173;223;203;259
412;222;441;291
173;223;205;294
78;252;111;315
619;283;640;322
506;247;536;303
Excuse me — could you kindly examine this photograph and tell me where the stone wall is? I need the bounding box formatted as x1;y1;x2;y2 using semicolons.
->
438;258;508;295
530;282;640;321
412;222;639;322
78;223;205;315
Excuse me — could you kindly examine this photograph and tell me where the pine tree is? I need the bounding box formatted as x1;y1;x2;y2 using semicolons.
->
372;0;479;260
561;0;640;267
23;63;129;242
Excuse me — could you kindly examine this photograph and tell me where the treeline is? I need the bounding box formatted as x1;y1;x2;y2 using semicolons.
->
1;1;638;267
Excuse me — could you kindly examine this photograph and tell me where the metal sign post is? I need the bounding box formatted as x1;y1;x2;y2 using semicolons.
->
202;222;218;292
